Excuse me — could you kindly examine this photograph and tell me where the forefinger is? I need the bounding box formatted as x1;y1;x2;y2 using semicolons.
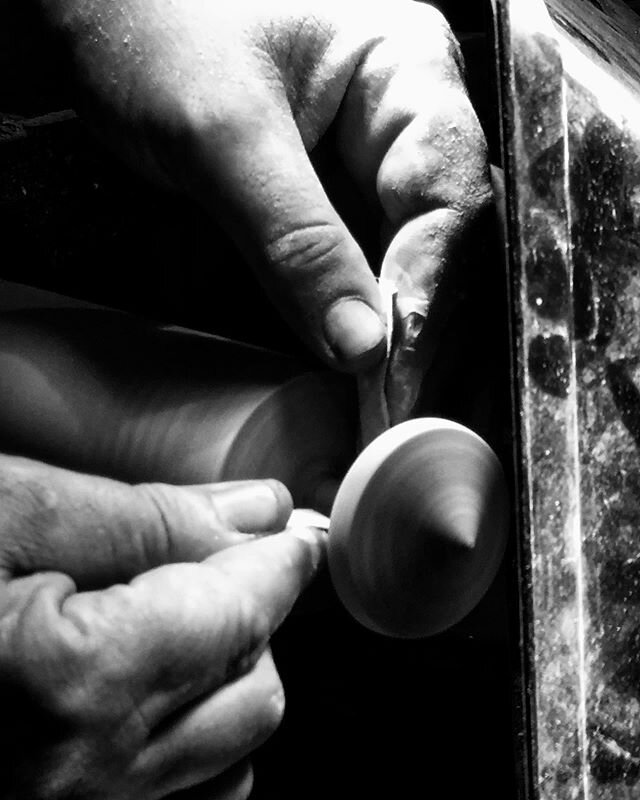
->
338;2;492;420
61;526;327;721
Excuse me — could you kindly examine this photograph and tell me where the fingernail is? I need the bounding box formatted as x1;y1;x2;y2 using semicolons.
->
264;479;293;509
323;298;386;368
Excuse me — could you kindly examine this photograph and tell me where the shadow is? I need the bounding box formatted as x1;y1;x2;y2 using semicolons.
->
606;359;640;450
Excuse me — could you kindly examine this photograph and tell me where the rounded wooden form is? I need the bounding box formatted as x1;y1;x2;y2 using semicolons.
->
0;310;356;511
328;418;509;638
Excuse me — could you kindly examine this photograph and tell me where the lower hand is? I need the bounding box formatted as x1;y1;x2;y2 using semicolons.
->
0;455;324;799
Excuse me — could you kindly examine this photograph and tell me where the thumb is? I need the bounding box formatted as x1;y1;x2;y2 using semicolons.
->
183;93;387;372
0;455;292;588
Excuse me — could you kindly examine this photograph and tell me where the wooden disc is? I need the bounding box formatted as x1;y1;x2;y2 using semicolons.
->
0;311;356;513
328;418;509;638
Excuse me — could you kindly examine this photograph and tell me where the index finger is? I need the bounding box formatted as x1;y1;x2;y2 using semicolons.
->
338;3;488;213
338;3;492;421
61;526;327;721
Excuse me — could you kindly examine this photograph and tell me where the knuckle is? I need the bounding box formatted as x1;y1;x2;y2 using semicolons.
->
264;222;345;277
137;481;228;561
378;95;489;223
423;86;486;146
3;578;115;723
143;83;275;187
255;665;286;736
261;685;286;737
191;561;271;684
0;581;148;795
163;85;273;157
0;459;62;574
134;482;182;563
365;3;464;87
53;587;155;731
227;603;272;679
411;1;448;26
405;2;463;70
465;178;495;221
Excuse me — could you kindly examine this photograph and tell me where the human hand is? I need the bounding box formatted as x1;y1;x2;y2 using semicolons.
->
36;0;491;381
0;455;324;799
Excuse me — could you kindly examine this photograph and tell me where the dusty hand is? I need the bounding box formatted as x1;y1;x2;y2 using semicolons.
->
37;0;491;374
0;455;324;799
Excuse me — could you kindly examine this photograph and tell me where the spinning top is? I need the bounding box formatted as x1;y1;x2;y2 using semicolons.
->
328;418;509;638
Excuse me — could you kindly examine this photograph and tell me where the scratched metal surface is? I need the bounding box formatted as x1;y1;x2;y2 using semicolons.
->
496;0;640;798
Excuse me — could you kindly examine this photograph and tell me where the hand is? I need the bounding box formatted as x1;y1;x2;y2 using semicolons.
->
0;455;325;799
36;0;491;377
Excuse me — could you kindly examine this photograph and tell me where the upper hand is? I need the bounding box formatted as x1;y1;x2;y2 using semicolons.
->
0;455;324;799
38;0;492;375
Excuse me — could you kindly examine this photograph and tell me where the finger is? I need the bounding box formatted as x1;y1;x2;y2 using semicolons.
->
143;651;281;797
377;105;492;422
340;3;492;279
337;3;476;201
336;3;492;417
60;527;327;720
380;208;481;424
181;83;386;372
189;480;293;533
0;455;288;588
164;760;253;800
